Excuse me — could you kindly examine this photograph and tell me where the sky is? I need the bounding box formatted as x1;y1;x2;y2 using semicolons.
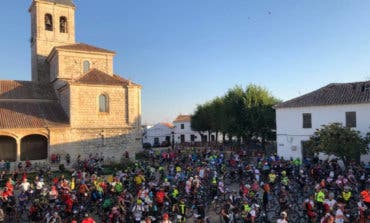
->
1;1;370;124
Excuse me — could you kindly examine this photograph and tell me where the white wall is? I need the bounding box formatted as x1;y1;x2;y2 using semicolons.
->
143;124;172;145
173;121;202;143
276;103;370;162
173;121;224;143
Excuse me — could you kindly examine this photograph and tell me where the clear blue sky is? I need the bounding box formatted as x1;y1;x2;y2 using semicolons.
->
1;1;370;124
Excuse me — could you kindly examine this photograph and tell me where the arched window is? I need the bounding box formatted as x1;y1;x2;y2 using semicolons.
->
60;16;68;33
45;14;53;31
83;60;90;73
99;94;109;112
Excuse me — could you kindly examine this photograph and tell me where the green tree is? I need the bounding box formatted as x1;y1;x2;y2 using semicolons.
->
306;123;370;161
224;86;248;143
191;84;280;146
210;97;227;142
244;84;280;144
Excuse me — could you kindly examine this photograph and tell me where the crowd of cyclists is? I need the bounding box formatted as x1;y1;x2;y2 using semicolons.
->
0;145;368;223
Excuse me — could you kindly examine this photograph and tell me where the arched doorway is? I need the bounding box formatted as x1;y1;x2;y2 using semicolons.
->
21;135;48;161
0;136;16;162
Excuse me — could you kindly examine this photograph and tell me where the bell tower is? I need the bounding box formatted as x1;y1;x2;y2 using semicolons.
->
29;0;76;83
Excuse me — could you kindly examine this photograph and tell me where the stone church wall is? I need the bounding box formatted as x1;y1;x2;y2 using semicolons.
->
69;84;128;128
49;127;142;163
58;85;70;117
30;1;75;83
52;51;114;81
127;86;141;128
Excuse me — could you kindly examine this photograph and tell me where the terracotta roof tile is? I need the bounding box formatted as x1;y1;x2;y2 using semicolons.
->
113;74;142;88
0;81;56;100
173;115;191;123
75;69;128;86
161;122;174;128
55;43;115;54
275;81;370;108
0;101;69;129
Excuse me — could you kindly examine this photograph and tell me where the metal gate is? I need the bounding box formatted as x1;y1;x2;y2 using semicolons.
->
0;136;16;162
21;135;48;161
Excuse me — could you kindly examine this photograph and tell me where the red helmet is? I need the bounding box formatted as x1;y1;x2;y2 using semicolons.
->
163;213;169;219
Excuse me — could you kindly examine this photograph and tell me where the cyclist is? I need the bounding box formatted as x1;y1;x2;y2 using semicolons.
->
357;197;368;223
20;178;31;193
303;194;317;223
172;198;186;223
324;192;337;213
170;185;179;204
161;213;172;223
315;186;325;214
269;170;276;185
334;203;348;223
341;186;352;204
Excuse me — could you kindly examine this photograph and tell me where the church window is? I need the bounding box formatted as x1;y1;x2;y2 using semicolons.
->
99;94;109;113
60;16;68;33
83;60;90;73
45;14;53;31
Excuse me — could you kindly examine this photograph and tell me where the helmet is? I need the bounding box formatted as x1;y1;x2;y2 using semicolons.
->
163;213;169;219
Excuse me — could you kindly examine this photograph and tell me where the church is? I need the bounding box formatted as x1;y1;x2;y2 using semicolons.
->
0;0;142;163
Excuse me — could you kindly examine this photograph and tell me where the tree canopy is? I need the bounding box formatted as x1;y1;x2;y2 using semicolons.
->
191;84;280;144
306;123;370;161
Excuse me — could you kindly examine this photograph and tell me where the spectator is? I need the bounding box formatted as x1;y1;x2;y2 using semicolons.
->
277;211;288;223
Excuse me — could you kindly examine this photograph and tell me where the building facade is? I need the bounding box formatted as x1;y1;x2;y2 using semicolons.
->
275;81;370;162
172;115;222;144
142;123;173;146
0;0;142;163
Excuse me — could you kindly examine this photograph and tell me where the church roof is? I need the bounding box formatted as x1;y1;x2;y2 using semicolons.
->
75;69;141;87
0;101;69;129
113;74;142;88
39;0;75;7
0;80;69;129
173;115;191;123
55;43;115;54
275;81;370;109
0;80;56;100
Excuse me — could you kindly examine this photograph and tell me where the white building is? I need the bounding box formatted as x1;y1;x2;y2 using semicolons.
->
173;115;203;143
143;123;173;146
173;115;223;144
275;81;370;162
